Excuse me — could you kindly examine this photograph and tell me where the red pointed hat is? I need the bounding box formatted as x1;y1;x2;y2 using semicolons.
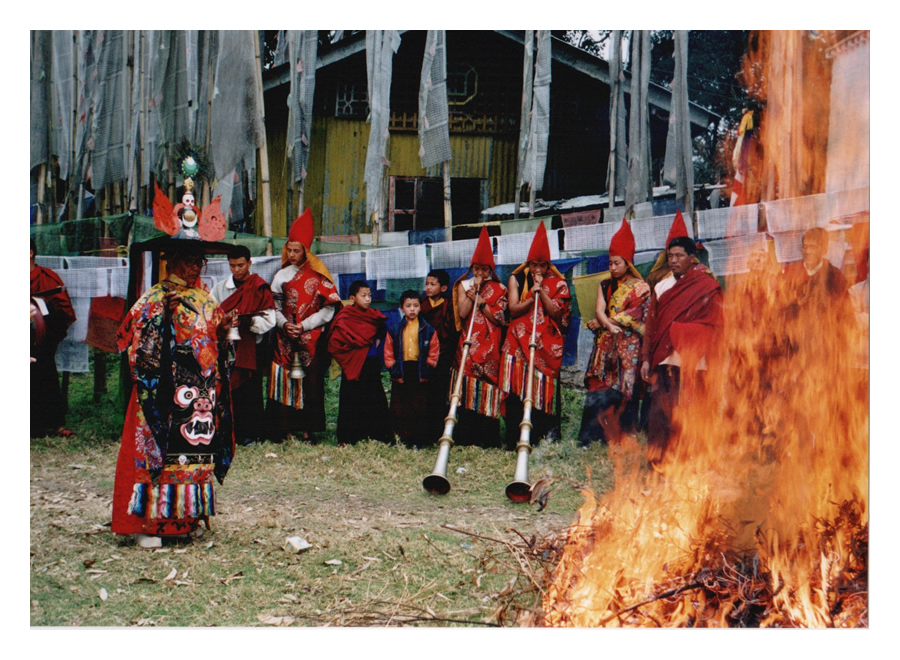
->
666;210;689;247
526;222;552;263
470;225;495;269
288;207;315;249
609;218;636;263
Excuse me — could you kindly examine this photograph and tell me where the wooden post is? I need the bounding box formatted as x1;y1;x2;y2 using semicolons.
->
252;31;273;253
139;30;149;214
37;164;47;224
69;30;78;223
92;348;107;402
61;371;70;416
202;32;215;209
442;160;453;230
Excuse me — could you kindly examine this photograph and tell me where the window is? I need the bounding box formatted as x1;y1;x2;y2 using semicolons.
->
388;176;485;231
335;81;368;119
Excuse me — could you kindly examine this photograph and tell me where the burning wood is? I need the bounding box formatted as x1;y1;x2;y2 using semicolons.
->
541;31;868;628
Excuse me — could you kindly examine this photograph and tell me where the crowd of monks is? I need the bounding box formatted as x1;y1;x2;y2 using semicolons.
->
30;206;868;548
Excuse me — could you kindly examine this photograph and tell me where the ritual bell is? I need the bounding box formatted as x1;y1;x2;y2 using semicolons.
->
290;352;306;380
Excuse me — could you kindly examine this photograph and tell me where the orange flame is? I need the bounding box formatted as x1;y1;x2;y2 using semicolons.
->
543;30;868;628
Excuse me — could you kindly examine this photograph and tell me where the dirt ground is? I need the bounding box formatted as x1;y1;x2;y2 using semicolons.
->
30;436;605;627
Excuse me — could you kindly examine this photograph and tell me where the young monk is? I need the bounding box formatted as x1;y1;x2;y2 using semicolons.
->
450;226;508;448
500;223;571;449
327;280;390;445
384;290;440;446
419;269;459;441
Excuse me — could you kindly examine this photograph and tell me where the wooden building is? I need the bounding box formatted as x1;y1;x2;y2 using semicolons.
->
260;31;719;238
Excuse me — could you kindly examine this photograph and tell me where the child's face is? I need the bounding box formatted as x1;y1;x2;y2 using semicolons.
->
401;297;421;321
424;276;447;299
351;287;372;310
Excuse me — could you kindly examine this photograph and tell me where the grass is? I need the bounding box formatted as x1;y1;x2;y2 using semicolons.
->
30;352;622;627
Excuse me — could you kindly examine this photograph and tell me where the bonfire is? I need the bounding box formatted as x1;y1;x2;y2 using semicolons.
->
541;30;868;628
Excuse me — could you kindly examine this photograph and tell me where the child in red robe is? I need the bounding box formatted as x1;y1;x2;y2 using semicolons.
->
327;281;390;444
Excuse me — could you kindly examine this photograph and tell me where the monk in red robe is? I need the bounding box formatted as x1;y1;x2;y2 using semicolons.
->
500;223;571;449
267;208;342;441
641;235;723;468
419;269;459;442
327;280;391;444
210;245;276;446
451;226;508;448
30;238;77;436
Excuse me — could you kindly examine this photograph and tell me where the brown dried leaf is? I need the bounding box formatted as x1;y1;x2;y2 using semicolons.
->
483;604;505;625
257;613;295;627
164;568;177;581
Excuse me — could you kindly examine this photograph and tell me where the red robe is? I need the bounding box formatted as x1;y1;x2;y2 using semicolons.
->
269;262;341;410
217;273;275;389
30;265;76;345
112;276;232;537
642;264;723;373
30;265;77;434
499;275;571;415
420;295;459;367
451;277;508;418
327;305;387;381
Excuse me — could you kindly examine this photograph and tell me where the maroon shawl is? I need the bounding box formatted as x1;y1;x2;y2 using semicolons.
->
218;273;275;383
31;265;77;345
327;305;386;381
643;264;723;371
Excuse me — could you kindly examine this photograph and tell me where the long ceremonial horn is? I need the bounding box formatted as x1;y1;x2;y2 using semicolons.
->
423;290;481;495
506;290;541;502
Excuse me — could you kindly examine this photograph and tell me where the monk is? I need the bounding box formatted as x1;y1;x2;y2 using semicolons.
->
210;245;276;446
450;226;508;448
500;223;571;449
640;235;723;468
267;208;342;442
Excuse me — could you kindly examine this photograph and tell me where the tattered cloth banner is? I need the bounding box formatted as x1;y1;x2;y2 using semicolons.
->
518;30;552;193
211;30;264;180
365;30;401;225
418;30;451;168
625;30;653;209
288;30;319;183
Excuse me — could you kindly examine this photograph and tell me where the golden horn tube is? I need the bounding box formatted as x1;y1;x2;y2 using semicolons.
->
423;291;481;495
506;296;541;502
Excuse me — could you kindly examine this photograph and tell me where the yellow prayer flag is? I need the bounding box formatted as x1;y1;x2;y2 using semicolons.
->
571;270;610;325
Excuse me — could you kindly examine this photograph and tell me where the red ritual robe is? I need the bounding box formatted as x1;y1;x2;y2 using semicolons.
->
499;275;571;415
450;277;508;418
112;275;233;537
